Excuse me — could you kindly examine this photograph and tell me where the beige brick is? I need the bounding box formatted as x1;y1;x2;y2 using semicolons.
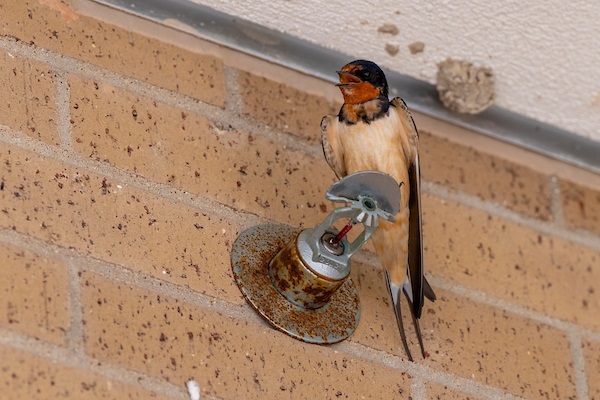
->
426;383;486;400
420;131;553;220
0;0;225;106
349;262;415;356
80;271;412;400
583;339;600;400
561;180;600;236
348;262;575;398
0;345;174;399
422;289;576;399
423;194;600;331
0;51;58;145
0;143;241;303
237;70;339;141
69;76;336;227
0;242;69;344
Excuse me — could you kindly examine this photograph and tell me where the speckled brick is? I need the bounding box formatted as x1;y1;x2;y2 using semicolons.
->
560;179;600;236
80;272;411;399
237;70;339;141
422;289;576;399
0;345;174;400
423;194;600;331
583;339;600;400
69;76;336;227
420;131;553;220
426;383;486;400
0;242;69;344
0;143;241;303
0;51;58;145
0;0;225;107
349;261;576;398
349;262;416;357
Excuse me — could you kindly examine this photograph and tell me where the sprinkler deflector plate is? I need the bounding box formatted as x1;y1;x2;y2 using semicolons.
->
231;224;361;344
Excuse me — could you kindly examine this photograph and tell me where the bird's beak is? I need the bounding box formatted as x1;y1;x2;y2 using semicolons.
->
336;70;361;86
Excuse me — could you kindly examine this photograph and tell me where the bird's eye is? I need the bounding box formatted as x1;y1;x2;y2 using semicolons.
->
362;70;371;79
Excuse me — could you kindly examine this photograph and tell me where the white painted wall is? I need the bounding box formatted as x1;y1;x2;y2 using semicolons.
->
191;0;600;142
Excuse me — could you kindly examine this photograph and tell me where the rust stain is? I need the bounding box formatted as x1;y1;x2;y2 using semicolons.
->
268;237;343;310
231;224;361;344
39;0;79;22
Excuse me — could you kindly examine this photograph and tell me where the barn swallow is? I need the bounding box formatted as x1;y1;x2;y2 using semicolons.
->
321;60;436;361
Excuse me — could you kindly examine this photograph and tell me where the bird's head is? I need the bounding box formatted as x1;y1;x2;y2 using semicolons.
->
336;60;389;105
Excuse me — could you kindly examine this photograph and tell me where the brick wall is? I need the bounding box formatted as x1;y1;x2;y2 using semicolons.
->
1;1;599;399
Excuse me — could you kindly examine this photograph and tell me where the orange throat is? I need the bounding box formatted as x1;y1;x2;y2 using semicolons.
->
339;81;380;104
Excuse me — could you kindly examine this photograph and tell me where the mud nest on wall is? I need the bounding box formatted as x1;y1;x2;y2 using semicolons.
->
436;58;495;114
